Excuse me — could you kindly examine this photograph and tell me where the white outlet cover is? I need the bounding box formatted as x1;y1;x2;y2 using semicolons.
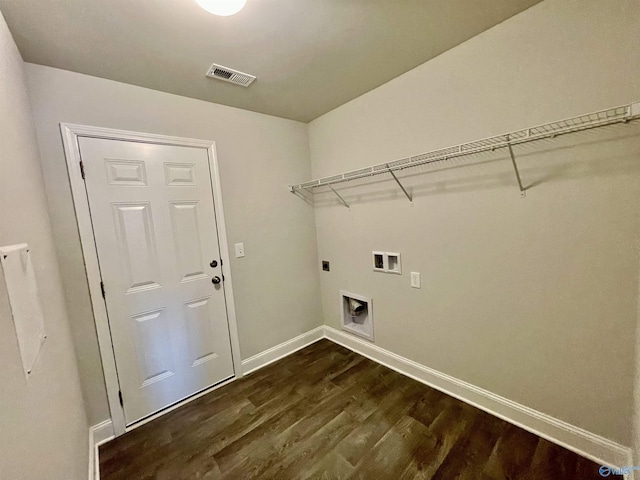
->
410;272;421;288
234;243;245;258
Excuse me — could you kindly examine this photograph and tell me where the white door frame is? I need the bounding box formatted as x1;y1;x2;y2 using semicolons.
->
61;123;243;436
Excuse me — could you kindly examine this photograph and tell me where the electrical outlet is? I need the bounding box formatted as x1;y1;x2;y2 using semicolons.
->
234;243;245;258
410;272;421;288
322;261;330;272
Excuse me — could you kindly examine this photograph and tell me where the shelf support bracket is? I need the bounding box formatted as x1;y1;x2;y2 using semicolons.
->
506;138;526;197
328;185;350;208
387;165;413;204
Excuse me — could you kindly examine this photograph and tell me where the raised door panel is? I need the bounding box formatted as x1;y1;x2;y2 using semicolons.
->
112;203;161;293
184;297;219;367
169;202;206;282
131;309;175;388
105;159;147;186
165;162;197;186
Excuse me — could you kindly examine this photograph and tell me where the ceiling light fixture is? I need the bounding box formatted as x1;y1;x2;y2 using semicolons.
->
195;0;247;16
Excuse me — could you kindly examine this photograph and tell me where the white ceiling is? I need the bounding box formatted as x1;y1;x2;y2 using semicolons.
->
0;0;541;122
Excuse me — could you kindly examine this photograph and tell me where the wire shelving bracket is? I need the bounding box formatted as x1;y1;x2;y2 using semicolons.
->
388;165;413;205
506;135;526;197
328;184;350;208
289;101;640;207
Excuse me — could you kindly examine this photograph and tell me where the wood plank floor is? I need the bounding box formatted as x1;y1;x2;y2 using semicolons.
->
100;339;614;479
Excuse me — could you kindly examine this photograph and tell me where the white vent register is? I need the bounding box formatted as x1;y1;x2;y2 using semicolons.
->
206;63;256;87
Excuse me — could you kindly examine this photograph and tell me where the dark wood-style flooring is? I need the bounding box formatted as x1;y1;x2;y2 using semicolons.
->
100;339;613;479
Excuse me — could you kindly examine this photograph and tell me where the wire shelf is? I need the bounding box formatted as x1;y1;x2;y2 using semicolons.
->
289;102;640;193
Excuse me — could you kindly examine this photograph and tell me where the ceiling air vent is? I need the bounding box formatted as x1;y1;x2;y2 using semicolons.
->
206;63;256;87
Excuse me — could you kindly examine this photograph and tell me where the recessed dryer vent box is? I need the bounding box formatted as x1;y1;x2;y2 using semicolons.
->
340;290;373;341
372;251;401;275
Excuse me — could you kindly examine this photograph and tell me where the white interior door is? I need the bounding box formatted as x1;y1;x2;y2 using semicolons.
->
79;137;234;425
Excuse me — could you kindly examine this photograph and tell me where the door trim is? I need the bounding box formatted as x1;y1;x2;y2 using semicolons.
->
61;123;243;436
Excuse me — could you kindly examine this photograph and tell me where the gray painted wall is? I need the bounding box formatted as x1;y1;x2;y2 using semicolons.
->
308;0;640;446
0;13;88;479
25;65;323;426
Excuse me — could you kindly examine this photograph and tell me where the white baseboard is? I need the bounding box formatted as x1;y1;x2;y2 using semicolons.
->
92;419;115;445
323;326;632;470
241;326;325;375
89;420;114;480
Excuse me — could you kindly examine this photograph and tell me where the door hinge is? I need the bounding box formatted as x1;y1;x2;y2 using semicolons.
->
118;390;123;407
100;281;106;299
79;160;86;179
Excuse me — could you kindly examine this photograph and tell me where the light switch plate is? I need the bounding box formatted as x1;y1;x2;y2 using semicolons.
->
410;272;421;288
235;243;245;258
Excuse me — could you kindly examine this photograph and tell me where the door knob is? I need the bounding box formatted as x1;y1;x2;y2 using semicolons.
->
210;260;218;268
211;276;221;284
